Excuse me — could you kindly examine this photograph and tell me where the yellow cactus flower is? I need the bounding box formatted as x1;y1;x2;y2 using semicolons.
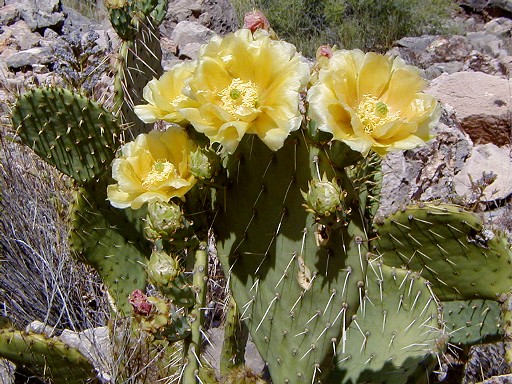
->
179;29;310;153
307;49;439;156
107;126;197;209
134;61;197;125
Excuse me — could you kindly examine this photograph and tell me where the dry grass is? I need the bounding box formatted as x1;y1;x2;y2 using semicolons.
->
0;118;109;332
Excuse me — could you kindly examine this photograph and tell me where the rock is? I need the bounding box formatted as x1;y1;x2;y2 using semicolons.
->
26;320;54;336
427;71;511;145
6;0;65;32
59;326;113;382
0;4;19;26
0;20;41;51
391;31;512;78
453;143;512;202
0;359;15;384
378;106;473;215
458;0;512;15
484;17;512;38
203;327;265;377
466;31;508;57
163;0;238;37
5;46;52;69
199;0;238;35
170;20;216;58
61;5;96;34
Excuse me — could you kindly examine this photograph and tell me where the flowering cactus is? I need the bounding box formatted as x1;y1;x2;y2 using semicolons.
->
7;5;512;384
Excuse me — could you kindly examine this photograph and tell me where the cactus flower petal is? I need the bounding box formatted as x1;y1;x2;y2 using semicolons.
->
179;29;310;153
107;126;197;209
134;61;197;125
307;49;440;156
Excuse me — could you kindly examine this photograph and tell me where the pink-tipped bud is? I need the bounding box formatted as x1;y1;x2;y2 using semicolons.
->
316;45;334;60
129;290;153;316
243;10;271;33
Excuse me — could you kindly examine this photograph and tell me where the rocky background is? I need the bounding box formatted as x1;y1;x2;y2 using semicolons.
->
0;0;512;383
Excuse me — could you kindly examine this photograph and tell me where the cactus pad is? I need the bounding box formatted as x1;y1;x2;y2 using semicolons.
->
0;328;94;383
374;203;512;300
328;264;444;384
443;300;502;345
69;182;148;314
12;87;120;184
216;134;368;383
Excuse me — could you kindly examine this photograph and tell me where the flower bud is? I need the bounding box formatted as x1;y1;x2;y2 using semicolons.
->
129;289;153;316
243;10;278;39
145;201;184;240
302;175;345;217
188;147;220;180
147;250;181;286
243;10;270;32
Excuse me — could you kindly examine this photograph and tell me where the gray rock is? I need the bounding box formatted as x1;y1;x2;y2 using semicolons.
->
162;0;238;38
203;327;265;377
0;20;41;51
5;46;52;69
453;143;512;202
6;0;65;31
427;71;511;146
484;17;512;38
379;107;473;215
466;31;508;57
459;0;512;14
170;20;216;57
60;326;113;383
0;359;15;384
26;320;54;336
0;4;19;25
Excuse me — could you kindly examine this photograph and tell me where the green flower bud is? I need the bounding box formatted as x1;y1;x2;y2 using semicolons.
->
145;201;184;240
301;174;346;217
147;250;181;286
188;147;220;180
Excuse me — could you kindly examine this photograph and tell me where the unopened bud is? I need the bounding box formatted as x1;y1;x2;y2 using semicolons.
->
244;10;270;32
302;175;345;217
147;250;181;286
188;147;220;180
145;201;184;240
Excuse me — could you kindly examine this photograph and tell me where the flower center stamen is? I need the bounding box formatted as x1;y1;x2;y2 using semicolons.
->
218;78;259;116
143;160;178;188
356;95;399;134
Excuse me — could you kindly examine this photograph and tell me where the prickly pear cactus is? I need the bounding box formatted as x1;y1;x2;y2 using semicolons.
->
374;203;512;300
216;133;369;383
443;300;502;345
0;328;94;383
327;264;444;384
11;87;120;183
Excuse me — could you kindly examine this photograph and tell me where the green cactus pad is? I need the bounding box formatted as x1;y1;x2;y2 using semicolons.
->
443;300;502;345
12;87;120;184
69;182;148;314
374;203;512;301
0;329;94;383
216;133;368;384
328;264;444;384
